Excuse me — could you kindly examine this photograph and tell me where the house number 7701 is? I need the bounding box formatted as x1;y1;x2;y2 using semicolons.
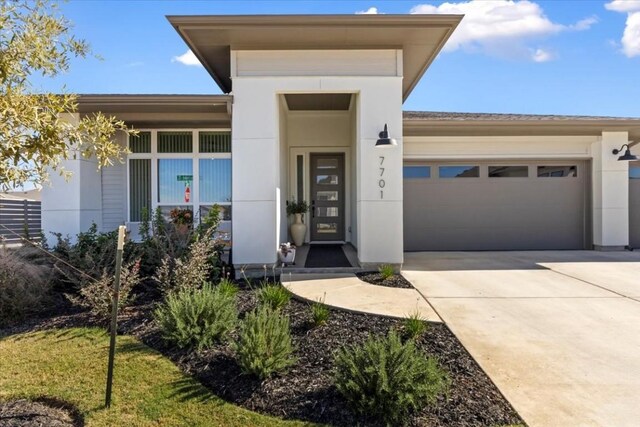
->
379;156;386;199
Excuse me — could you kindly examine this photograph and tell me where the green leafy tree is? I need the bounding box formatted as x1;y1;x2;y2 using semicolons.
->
0;0;134;190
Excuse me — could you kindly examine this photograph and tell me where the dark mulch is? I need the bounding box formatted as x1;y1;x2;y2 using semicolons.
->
117;284;521;427
1;282;523;427
0;398;83;427
356;271;415;289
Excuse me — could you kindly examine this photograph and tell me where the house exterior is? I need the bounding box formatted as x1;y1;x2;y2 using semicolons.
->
42;14;640;271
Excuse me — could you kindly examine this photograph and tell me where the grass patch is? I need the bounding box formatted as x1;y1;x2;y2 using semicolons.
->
0;328;307;427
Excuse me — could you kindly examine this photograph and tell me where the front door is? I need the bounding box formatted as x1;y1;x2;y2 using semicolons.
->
310;153;345;241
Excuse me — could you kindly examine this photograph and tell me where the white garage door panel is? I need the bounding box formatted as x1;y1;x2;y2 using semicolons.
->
404;161;590;251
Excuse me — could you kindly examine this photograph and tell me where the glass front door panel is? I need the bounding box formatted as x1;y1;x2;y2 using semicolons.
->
310;154;345;241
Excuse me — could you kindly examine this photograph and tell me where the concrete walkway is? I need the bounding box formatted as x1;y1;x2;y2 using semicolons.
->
284;273;440;321
403;251;640;427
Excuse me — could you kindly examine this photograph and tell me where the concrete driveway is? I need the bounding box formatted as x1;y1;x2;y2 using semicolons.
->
403;251;640;427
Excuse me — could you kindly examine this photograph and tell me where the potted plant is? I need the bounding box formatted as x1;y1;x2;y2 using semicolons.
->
286;199;309;246
278;242;296;265
169;207;193;235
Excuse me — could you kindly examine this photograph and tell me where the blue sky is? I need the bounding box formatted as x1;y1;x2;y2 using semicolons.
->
32;0;640;117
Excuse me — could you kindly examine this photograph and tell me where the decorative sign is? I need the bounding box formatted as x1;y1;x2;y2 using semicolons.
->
177;175;193;182
379;156;386;199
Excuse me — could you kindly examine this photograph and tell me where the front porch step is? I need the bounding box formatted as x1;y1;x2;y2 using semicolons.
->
279;266;365;275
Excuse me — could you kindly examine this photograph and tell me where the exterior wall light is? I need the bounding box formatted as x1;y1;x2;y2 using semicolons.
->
612;143;638;161
375;124;397;147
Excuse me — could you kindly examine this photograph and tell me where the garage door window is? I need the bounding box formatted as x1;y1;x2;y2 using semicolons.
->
489;166;528;178
630;166;640;179
403;166;431;179
439;166;479;178
537;166;577;177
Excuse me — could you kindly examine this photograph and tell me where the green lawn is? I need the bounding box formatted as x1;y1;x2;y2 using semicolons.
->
0;328;310;427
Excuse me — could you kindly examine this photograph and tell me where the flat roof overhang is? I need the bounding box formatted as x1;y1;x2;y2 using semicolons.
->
167;14;463;101
77;94;232;128
403;118;640;141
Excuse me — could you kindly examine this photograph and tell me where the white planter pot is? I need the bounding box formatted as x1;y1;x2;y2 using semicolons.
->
290;213;306;247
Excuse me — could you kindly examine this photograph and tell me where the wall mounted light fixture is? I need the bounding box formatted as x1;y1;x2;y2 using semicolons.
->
612;143;638;161
375;124;397;147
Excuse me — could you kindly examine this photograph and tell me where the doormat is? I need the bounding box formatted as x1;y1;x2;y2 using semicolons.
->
304;244;351;268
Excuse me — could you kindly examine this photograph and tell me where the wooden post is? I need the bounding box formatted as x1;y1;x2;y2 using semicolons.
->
105;225;126;408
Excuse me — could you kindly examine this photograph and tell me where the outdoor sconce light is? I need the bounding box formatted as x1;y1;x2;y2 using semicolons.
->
612;143;638;161
375;124;397;147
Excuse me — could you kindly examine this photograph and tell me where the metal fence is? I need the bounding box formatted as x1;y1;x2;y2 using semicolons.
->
0;199;42;244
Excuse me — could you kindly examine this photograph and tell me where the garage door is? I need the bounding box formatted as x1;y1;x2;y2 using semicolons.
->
630;162;640;248
404;161;591;251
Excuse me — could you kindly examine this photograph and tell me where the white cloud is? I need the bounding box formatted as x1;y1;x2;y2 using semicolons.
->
605;1;640;57
569;16;598;31
356;7;379;14
621;12;640;57
124;61;144;68
605;0;640;13
171;49;202;67
531;48;553;62
410;0;596;61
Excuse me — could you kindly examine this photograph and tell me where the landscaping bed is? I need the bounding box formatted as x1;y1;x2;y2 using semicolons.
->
356;271;415;288
117;283;520;427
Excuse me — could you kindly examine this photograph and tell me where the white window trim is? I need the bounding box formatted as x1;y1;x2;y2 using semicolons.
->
126;128;232;225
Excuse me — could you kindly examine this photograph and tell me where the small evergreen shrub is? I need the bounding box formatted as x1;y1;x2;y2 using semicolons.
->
402;311;428;341
234;306;295;379
68;260;141;320
257;282;291;310
310;297;330;328
333;332;449;425
378;264;395;280
154;283;238;350
217;278;239;298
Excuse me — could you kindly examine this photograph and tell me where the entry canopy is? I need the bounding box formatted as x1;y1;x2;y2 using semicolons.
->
167;14;462;101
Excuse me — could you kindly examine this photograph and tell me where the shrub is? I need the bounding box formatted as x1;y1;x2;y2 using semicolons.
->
154;234;218;294
234;306;295;379
378;264;395;280
309;297;330;328
154;283;237;350
256;282;291;310
402;310;429;341
68;260;141;320
333;332;449;425
51;223;140;290
0;247;52;326
217;278;239;298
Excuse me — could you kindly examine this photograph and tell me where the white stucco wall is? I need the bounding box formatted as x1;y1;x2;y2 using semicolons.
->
41;114;104;241
593;131;630;248
230;49;404;266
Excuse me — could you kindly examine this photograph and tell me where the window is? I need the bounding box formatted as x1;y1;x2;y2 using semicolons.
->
127;130;232;230
199;159;231;203
439;166;479;178
403;166;430;179
537;166;577;177
630;166;640;179
489;166;528;178
129;131;151;153
128;159;150;221
157;131;192;153
158;159;193;204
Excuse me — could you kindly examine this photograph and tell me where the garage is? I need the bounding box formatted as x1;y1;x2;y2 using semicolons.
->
403;160;591;251
630;161;640;249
